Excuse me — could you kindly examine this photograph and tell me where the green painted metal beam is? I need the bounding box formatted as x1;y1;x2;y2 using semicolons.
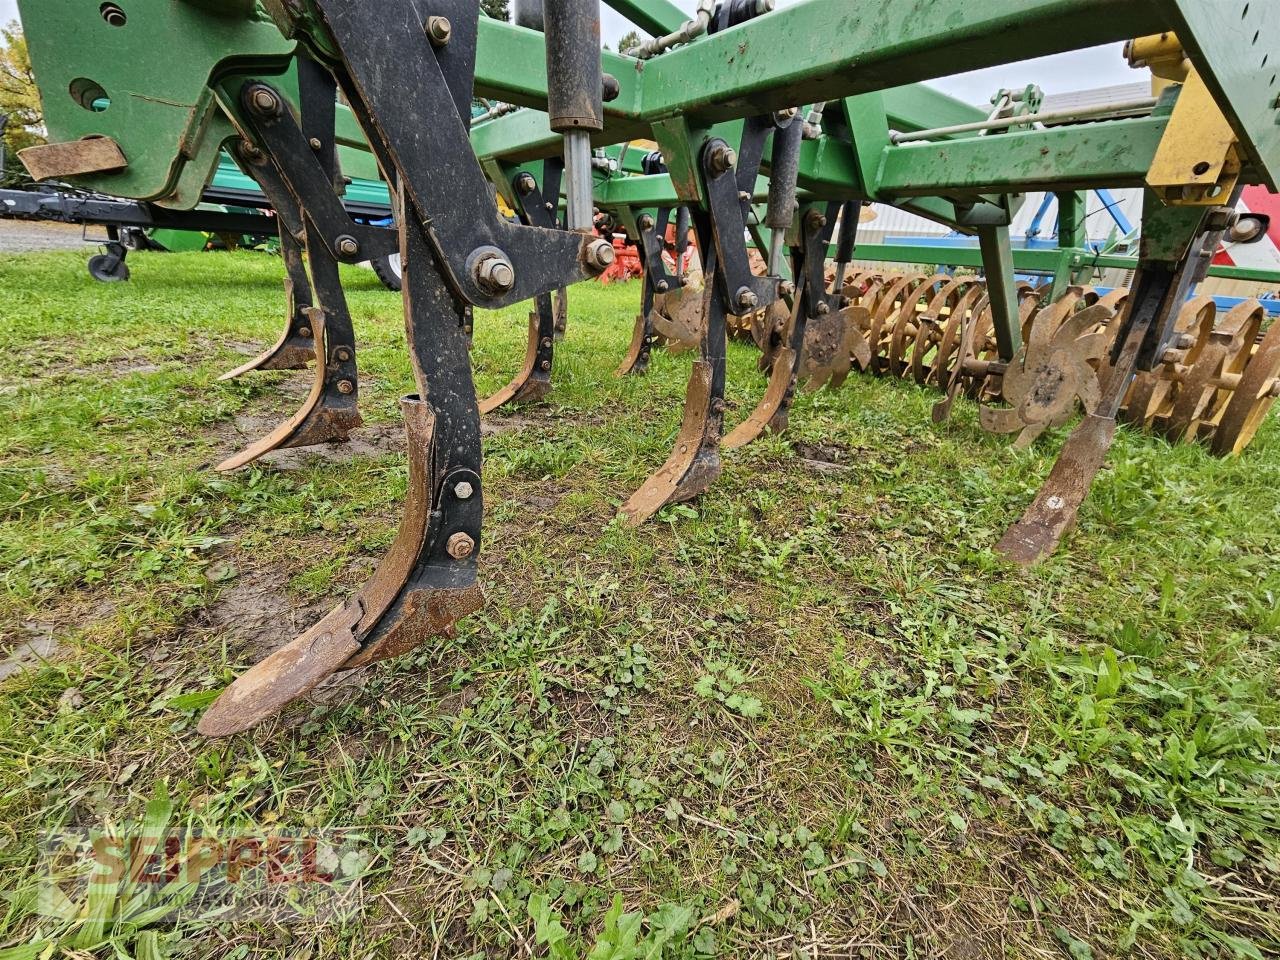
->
602;0;688;37
882;86;986;132
877;115;1171;197
978;224;1023;358
636;0;1165;123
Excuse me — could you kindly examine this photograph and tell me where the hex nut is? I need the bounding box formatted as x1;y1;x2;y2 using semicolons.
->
447;532;475;560
426;16;452;47
708;144;737;176
474;253;516;294
585;239;617;271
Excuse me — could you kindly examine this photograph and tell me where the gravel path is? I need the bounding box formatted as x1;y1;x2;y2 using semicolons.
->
0;219;93;253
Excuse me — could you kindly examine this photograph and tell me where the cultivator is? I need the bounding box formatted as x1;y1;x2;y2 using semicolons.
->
15;0;1280;734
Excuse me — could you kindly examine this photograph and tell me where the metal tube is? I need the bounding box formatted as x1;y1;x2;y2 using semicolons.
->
891;98;1159;144
635;0;714;59
543;0;603;231
563;129;594;231
512;0;545;30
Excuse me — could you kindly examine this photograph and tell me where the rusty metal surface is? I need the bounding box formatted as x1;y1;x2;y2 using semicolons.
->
995;413;1118;566
616;312;653;377
20;137;127;181
197;600;364;738
652;285;706;353
983;299;1117;449
799;304;869;392
1213;311;1280;456
479;309;553;414
1162;303;1259;442
218;276;315;381
215;306;363;472
724;346;796;450
619;360;722;526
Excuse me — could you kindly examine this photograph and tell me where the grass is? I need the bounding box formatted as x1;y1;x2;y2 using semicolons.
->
0;247;1277;959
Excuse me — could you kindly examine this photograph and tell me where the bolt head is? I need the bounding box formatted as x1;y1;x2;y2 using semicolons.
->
474;253;516;294
816;301;831;316
708;144;737;175
249;88;279;115
336;236;360;258
639;215;654;231
585;239;617;272
298;327;312;339
779;280;795;297
309;137;323;151
426;15;452;46
655;280;670;293
335;347;352;362
337;380;355;395
515;173;537;196
454;481;475;501
736;288;759;310
447;532;475;560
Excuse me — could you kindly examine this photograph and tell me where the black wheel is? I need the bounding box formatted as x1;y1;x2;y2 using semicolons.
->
371;252;402;292
88;253;130;283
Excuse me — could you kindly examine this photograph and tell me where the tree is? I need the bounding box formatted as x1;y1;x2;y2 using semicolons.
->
617;30;642;56
0;22;44;185
480;0;509;20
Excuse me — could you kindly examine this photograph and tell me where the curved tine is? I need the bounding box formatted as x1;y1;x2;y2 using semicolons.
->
867;274;923;374
218;225;316;381
933;293;991;423
835;306;874;386
910;278;968;385
724;346;797;450
727;287;803;449
1163;302;1262;443
1201;302;1266;432
619;266;726;527
1055;303;1121;356
1023;288;1084;360
1097;288;1129;313
479;294;555;414
619;359;722;525
889;275;950;379
1213;307;1280;456
1120;298;1214;429
616;311;655;378
929;287;981;390
200;213;484;737
215;243;362;473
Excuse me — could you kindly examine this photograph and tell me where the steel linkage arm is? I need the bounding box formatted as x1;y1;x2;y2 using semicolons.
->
291;0;615;309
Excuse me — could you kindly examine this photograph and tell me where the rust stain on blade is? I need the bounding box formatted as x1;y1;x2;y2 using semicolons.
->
342;583;484;670
619;360;719;527
197;601;364;738
479;312;549;414
996;414;1116;566
725;347;795;450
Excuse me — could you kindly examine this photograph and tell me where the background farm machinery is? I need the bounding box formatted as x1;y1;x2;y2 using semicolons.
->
12;0;1280;734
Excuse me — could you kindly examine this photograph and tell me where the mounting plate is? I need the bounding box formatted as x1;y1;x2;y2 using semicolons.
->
1159;0;1280;191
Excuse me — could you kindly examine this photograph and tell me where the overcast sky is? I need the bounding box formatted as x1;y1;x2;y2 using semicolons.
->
3;0;1137;108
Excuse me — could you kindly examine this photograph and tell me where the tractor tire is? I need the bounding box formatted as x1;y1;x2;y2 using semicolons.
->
371;253;402;292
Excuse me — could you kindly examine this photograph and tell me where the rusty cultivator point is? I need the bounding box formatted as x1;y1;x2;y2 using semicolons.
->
16;0;1280;733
